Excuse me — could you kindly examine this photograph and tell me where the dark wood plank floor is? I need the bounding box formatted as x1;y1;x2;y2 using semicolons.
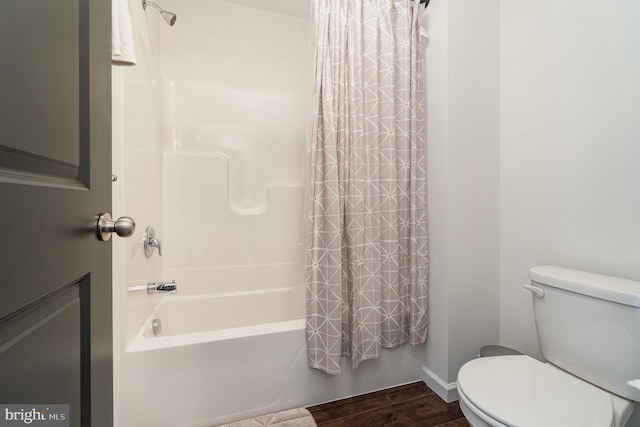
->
307;381;469;426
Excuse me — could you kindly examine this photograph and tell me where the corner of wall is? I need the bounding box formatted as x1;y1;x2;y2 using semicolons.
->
421;366;459;403
424;0;450;386
424;0;501;385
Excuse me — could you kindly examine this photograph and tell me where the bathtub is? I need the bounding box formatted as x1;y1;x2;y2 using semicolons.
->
120;287;428;427
128;288;304;352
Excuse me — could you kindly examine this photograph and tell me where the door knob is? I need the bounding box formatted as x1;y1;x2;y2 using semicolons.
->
97;213;136;241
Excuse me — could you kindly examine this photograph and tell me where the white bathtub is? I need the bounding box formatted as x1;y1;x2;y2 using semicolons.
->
120;288;427;427
128;288;303;352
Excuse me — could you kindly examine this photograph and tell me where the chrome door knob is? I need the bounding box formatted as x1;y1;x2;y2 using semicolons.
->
97;213;136;241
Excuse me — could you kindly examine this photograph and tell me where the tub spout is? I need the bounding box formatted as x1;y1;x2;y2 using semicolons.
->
147;280;177;294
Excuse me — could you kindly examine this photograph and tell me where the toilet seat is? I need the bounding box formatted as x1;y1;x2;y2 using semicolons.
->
457;355;615;427
458;385;509;427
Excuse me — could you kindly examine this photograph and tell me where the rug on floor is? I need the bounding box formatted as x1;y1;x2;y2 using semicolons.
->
216;408;317;427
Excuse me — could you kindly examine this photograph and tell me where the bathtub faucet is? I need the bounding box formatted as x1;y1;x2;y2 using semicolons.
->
147;280;177;294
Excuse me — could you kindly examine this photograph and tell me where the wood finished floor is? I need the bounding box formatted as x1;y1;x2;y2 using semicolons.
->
306;382;469;427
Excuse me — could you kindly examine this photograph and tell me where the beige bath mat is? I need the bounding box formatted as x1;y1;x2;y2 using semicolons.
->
216;408;317;427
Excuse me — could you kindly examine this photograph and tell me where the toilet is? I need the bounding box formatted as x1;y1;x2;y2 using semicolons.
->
457;265;640;427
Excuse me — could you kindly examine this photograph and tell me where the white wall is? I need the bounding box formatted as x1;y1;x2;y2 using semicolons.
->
423;0;501;399
500;0;640;358
425;0;640;408
446;0;500;382
423;0;451;390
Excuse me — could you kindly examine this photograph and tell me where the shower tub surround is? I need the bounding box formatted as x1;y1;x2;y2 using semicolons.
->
114;0;428;425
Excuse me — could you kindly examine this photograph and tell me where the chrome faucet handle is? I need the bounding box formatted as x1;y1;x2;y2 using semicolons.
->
149;237;162;256
144;226;162;257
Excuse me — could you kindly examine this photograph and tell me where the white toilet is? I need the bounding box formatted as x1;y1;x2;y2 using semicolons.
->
457;265;640;427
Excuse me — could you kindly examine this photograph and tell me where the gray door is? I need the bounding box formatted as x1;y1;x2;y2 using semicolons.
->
0;0;113;426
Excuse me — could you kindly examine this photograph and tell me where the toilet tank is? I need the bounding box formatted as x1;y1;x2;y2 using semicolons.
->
528;265;640;402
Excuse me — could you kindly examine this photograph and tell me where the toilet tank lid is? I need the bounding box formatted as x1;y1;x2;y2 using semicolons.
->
529;266;640;308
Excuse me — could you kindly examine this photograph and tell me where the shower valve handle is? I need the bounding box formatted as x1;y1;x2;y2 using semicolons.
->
149;237;162;256
144;226;162;257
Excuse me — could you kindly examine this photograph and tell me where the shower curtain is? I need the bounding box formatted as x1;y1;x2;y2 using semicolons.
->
306;0;428;375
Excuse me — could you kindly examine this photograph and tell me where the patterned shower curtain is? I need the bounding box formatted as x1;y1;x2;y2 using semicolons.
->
306;0;428;375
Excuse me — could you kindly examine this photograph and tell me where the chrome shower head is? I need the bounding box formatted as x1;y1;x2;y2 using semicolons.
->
142;0;177;26
160;10;177;26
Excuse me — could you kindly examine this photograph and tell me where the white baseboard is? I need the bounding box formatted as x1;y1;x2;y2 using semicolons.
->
421;366;459;403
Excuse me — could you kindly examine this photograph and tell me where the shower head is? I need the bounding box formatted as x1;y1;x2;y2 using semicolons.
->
142;0;177;26
160;10;177;26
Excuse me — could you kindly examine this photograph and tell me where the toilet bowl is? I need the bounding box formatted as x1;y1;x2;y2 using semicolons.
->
457;266;640;427
457;355;633;427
